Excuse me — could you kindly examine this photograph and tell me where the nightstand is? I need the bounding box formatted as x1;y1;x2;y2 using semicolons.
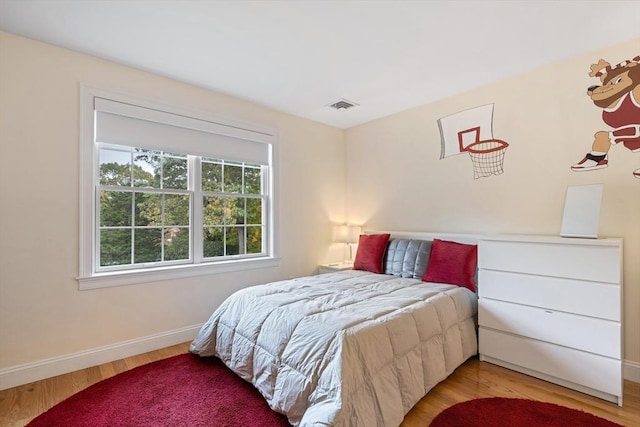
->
318;261;353;274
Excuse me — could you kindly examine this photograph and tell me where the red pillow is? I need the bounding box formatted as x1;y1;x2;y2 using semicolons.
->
422;239;477;292
353;234;391;274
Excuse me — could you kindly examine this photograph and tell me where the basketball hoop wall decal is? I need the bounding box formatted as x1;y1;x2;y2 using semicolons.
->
438;104;510;179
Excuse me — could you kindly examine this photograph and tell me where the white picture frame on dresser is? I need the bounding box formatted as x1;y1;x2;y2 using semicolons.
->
560;183;604;238
477;234;623;406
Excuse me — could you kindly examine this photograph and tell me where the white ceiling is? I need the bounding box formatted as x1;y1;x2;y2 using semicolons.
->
1;0;639;129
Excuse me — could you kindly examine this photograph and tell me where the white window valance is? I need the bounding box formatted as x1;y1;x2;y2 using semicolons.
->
94;97;271;165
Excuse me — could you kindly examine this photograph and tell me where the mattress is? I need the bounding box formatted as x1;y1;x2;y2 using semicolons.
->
190;269;478;426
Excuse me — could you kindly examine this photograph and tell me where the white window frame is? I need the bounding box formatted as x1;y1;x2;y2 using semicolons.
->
78;86;279;289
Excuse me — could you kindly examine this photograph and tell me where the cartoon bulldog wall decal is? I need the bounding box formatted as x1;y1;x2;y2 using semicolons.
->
571;55;640;179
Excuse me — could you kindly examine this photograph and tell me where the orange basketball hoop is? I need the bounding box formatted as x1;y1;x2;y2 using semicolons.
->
464;139;509;179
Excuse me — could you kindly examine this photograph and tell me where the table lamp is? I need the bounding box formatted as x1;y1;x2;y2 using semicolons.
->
333;224;361;262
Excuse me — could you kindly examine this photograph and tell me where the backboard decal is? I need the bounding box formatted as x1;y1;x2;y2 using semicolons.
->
437;104;510;179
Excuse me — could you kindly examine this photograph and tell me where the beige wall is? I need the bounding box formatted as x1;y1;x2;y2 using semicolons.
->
345;38;640;366
0;32;346;370
1;30;638;383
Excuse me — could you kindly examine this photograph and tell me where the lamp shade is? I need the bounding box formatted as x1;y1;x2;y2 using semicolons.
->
334;225;361;244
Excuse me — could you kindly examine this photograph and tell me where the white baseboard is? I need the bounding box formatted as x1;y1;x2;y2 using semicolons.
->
2;325;638;392
0;324;202;391
624;359;640;383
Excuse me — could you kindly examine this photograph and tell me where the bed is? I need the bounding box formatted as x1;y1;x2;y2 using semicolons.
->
190;232;479;426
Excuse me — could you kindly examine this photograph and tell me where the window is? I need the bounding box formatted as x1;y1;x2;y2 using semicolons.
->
99;146;192;268
79;87;278;289
200;158;265;259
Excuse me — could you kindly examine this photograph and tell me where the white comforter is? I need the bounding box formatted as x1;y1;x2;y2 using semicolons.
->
190;270;478;427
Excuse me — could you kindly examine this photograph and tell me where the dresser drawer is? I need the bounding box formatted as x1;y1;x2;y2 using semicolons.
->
479;240;620;283
479;328;622;397
479;299;620;358
478;270;620;321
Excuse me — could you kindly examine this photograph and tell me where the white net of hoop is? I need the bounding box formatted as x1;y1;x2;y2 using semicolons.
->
466;140;508;179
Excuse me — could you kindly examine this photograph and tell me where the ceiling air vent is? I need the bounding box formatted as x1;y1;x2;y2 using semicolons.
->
328;98;359;110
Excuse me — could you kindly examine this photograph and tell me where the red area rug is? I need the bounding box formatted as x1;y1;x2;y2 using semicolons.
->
27;354;291;427
430;397;622;427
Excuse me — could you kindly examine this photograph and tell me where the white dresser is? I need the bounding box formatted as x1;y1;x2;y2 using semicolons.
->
478;234;623;405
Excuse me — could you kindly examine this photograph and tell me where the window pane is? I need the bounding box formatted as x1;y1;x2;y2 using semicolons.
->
203;227;224;257
224;164;243;193
226;226;241;255
162;157;188;190
100;148;131;186
134;150;161;188
133;165;155;188
165;194;190;226
247;226;262;254
100;191;132;227
135;193;162;226
134;228;162;263
100;229;131;266
201;161;222;192
244;166;261;194
164;227;189;261
230;197;245;224
246;198;262;225
203;196;224;226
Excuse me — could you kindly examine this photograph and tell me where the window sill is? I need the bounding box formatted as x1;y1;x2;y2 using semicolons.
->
77;257;280;290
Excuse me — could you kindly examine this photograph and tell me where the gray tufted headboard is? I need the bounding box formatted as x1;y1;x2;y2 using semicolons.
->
366;230;481;287
384;238;433;279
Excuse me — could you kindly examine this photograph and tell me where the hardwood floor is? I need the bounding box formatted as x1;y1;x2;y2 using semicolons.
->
1;343;638;426
0;342;192;427
402;358;639;427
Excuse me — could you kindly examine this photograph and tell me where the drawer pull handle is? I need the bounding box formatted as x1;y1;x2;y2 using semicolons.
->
545;310;554;314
